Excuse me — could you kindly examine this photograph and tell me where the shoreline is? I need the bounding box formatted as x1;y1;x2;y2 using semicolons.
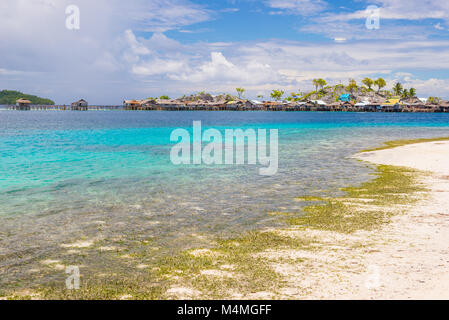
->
292;140;449;299
342;141;449;299
2;138;449;299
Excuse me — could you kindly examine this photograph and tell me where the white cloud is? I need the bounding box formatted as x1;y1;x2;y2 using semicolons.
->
119;0;211;32
434;23;445;30
265;0;327;15
170;52;275;84
399;77;449;97
0;0;212;103
322;0;449;22
132;59;185;76
1;0;449;103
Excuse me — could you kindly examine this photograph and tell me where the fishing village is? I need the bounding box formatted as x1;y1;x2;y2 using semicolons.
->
3;78;449;112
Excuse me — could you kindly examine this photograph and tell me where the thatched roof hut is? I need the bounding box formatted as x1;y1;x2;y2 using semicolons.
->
16;98;31;105
16;98;32;110
71;99;88;110
72;99;88;107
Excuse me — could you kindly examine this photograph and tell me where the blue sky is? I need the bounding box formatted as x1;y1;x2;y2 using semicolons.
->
1;0;449;104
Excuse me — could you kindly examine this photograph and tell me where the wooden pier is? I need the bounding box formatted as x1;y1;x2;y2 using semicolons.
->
5;105;123;111
3;104;449;113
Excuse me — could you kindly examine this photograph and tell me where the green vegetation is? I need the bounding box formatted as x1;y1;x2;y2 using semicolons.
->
270;89;284;101
0;90;54;105
362;77;374;90
159;95;170;100
428;96;441;104
312;78;327;92
374;78;386;93
361;136;449;152
289;165;425;233
393;82;403;96
345;79;358;94
236;88;245;99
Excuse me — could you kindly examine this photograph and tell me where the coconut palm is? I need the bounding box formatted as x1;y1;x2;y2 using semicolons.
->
402;89;409;98
374;78;386;93
393;82;403;96
236;88;245;99
270;90;284;101
409;88;416;97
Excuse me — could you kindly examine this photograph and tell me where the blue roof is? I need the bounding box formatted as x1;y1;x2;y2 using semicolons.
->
339;94;352;101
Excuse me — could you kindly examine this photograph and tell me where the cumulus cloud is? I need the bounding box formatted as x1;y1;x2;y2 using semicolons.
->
0;0;211;103
170;52;274;84
1;0;449;103
132;59;186;76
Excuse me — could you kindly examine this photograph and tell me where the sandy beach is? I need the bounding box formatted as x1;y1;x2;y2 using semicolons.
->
347;140;449;299
279;140;449;299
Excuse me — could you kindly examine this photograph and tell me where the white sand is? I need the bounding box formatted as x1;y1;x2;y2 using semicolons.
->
357;141;449;175
255;140;449;300
323;141;449;299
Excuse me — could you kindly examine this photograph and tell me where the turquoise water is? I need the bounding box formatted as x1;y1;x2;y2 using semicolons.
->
1;111;449;283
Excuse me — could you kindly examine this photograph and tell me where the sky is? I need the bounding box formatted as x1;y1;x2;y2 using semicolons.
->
1;0;449;104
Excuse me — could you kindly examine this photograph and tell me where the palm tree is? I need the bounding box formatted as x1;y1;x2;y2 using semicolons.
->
393;82;403;96
362;77;374;90
409;88;416;97
374;78;386;93
402;89;409;98
236;88;245;99
270;90;284;101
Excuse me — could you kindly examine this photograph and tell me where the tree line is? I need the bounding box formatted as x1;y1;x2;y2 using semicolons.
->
230;78;422;102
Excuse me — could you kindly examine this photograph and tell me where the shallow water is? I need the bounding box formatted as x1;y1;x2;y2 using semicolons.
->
1;111;449;286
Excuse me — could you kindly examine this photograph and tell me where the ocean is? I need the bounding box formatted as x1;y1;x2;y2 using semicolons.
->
1;111;449;285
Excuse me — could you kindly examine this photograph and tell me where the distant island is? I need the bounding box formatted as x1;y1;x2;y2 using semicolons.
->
0;90;54;105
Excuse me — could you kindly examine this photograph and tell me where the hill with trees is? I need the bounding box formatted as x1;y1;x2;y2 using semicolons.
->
0;90;55;105
277;78;419;104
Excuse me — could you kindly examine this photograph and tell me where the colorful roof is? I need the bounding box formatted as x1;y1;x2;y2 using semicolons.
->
383;98;400;106
339;94;352;101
